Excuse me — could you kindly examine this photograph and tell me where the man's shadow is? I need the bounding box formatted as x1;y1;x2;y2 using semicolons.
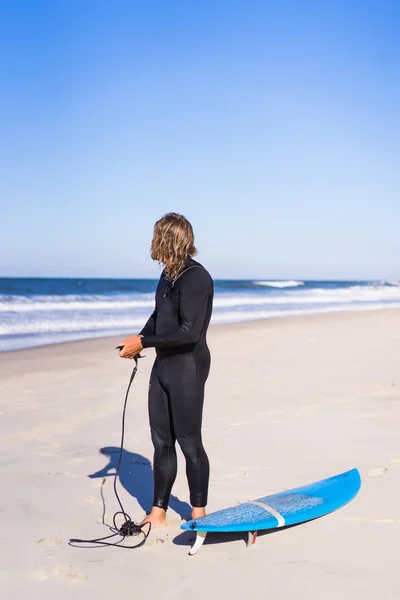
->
88;447;191;520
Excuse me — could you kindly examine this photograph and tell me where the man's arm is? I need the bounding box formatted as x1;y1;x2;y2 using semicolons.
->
140;269;212;348
139;309;157;337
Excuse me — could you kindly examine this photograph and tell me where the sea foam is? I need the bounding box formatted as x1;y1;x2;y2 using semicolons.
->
253;280;305;288
1;279;399;351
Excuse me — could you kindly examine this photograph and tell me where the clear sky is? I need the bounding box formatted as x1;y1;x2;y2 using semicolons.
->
0;0;399;280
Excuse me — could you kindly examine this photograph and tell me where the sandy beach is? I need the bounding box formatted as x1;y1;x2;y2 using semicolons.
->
1;309;399;600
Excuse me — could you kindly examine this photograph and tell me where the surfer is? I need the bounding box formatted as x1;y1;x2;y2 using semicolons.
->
118;212;214;528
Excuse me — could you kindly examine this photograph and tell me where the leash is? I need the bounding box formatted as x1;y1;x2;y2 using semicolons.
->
69;354;151;549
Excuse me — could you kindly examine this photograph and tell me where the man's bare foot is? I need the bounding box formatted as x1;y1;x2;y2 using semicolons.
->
191;506;206;520
139;506;167;528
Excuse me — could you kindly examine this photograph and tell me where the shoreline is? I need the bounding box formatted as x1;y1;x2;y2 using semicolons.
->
1;305;399;360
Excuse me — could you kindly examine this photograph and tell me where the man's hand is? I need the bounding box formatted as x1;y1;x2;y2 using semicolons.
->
118;335;143;359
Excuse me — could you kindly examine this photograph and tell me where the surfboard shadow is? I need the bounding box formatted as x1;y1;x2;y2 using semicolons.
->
173;520;317;549
88;446;192;520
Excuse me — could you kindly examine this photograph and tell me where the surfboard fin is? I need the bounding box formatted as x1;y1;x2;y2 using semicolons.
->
246;531;258;547
189;531;207;555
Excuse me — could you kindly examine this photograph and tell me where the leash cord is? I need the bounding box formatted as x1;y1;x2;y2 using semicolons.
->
69;355;151;549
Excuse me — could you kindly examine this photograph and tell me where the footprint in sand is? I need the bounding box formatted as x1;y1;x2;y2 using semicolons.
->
385;381;396;388
213;455;228;461
32;570;51;581
367;467;388;478
146;528;173;546
66;570;88;582
68;457;85;465
85;496;101;504
38;537;62;548
33;564;88;582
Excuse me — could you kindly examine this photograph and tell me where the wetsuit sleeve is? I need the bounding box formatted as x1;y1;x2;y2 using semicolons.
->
139;310;157;337
140;269;211;348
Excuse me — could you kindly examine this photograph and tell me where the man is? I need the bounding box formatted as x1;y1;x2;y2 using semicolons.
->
119;212;213;528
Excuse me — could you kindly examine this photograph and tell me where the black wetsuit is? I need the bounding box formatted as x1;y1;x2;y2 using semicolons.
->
140;257;213;509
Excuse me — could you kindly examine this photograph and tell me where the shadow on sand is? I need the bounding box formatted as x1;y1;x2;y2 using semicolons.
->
173;519;311;550
88;448;309;552
88;446;192;521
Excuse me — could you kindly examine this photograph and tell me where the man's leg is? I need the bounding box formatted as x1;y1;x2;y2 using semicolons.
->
142;362;177;527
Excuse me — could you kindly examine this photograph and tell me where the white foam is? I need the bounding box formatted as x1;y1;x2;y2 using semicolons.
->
212;285;400;308
0;294;155;312
253;280;304;288
0;329;134;352
0;316;146;336
2;284;400;315
211;302;400;324
2;282;400;351
3;299;400;338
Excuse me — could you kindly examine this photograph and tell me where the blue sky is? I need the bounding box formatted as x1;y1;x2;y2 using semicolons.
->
1;0;399;280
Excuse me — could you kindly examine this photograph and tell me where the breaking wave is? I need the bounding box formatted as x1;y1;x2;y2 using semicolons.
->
1;278;399;351
252;280;304;288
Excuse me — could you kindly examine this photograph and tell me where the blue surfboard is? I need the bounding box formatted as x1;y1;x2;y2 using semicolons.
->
182;468;361;554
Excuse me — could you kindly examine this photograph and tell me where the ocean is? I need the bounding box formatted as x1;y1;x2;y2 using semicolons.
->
1;277;400;352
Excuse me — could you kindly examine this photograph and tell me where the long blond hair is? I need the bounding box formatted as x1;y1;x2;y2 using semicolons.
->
151;212;198;280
